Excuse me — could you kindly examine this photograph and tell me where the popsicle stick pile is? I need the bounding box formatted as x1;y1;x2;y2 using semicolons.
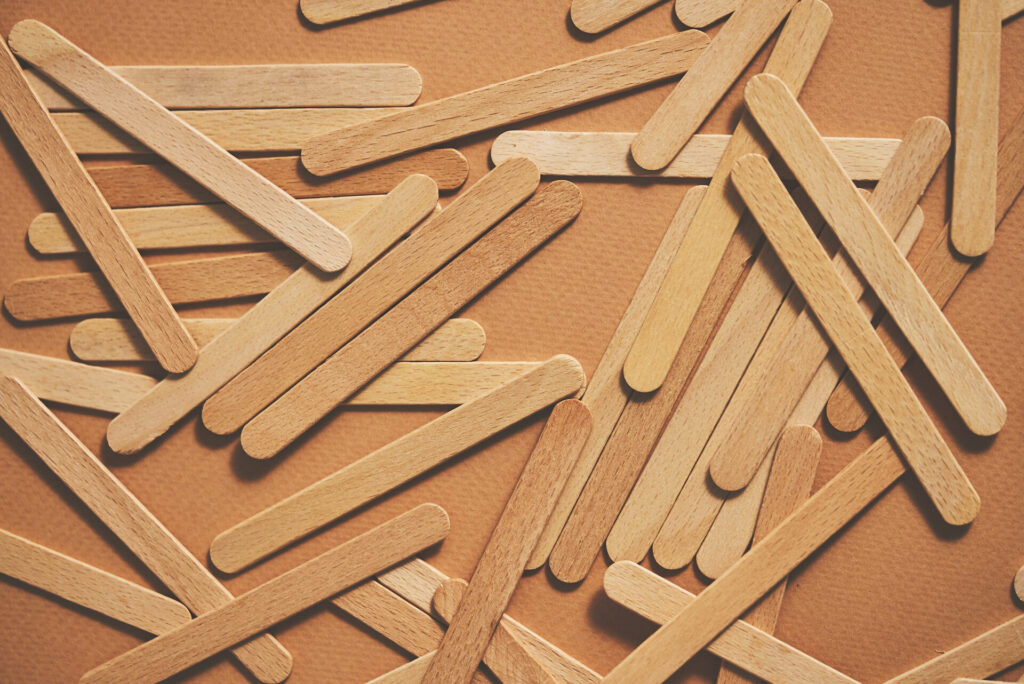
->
0;1;1021;682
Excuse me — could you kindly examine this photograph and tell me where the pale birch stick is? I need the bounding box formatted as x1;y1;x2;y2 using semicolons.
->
301;0;441;24
570;0;669;34
1015;564;1024;601
332;579;445;656
675;0;740;27
345;362;544;405
887;615;1024;684
1006;0;1024;19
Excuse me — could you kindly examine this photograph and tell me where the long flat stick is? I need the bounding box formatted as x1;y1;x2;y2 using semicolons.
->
423;400;592;683
0;376;293;684
209;356;585;573
675;0;740;27
0;33;196;373
1007;0;1024;19
105;175;437;454
301;0;439;24
346;362;544;405
300;32;709;175
9;20;352;272
887;615;1024;683
1016;565;1024;601
332;578;445;657
79;504;450;684
0;528;192;635
200;159;537;437
570;0;668;34
630;0;797;171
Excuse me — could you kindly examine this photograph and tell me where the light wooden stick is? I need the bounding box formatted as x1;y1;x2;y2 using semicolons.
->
0;376;293;684
675;0;739;27
887;615;1024;683
1016;564;1024;601
0;528;192;635
209;356;585;573
105;175;437;454
332;578;445;657
630;0;797;171
622;0;831;392
79;504;450;684
346;362;545;405
423;400;592;683
301;0;438;24
1007;0;1024;19
300;32;709;175
0;33;196;373
603;562;857;683
570;0;668;34
200;159;538;437
9;21;352;273
25;64;422;109
951;0;1000;257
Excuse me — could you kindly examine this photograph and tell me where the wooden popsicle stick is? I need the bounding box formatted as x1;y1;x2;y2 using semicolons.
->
1006;0;1024;19
210;356;584;573
31;195;385;255
80;504;450;684
423;400;592;683
9;21;352;273
603;562;857;683
745;73;1005;438
105;175;437;454
887;615;1024;683
347;362;544;405
675;0;740;27
0;376;293;684
491;131;898;181
622;0;831;392
301;0;438;24
570;0;668;34
0;34;197;373
332;579;445;656
1015;564;1024;601
951;0;1001;257
630;0;798;171
0;348;155;413
300;32;709;175
603;436;906;683
201;159;537;437
0;528;192;635
25;63;422;109
239;182;583;459
4;252;299;322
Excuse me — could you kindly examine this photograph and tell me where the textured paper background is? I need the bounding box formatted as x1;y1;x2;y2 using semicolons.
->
1;0;1023;682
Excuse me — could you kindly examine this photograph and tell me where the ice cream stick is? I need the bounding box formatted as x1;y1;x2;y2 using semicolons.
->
345;362;544;405
332;579;445;656
887;615;1024;683
1015;564;1024;601
301;0;440;24
569;0;668;34
675;0;739;27
1006;0;1024;19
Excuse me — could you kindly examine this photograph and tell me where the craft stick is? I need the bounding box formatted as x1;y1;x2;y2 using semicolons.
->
1007;0;1024;19
31;195;385;255
210;356;584;572
603;562;857;683
201;159;537;437
0;34;196;373
602;436;906;683
630;0;797;171
345;362;544;405
887;615;1024;683
492;131;898;181
0;348;155;413
423;400;592;683
80;504;450;684
1016;564;1024;601
675;0;740;27
570;0;668;34
951;0;1001;257
332;579;445;656
0;528;191;635
105;175;437;454
0;377;292;684
300;32;709;175
5;252;299;322
745;73;1005;438
302;0;436;24
622;0;831;392
9;21;352;272
239;182;582;459
25;64;422;109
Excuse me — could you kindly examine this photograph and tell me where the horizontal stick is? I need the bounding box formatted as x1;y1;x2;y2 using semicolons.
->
675;0;739;27
301;0;438;24
332;578;445;657
569;0;668;34
887;614;1024;683
346;362;544;405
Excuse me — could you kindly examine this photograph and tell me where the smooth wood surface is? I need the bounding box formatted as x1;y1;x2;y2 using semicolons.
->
301;31;709;175
0;376;293;684
424;400;592;683
9;20;353;273
951;0;1001;257
0;34;196;373
239;181;583;459
1007;0;1024;19
0;528;192;635
346;362;544;405
745;73;1005;438
104;175;437;454
25;63;422;109
1016;564;1024;601
301;0;433;24
79;504;450;684
210;357;585;572
887;614;1024;683
622;0;830;392
332;578;445;657
570;0;668;33
630;0;797;170
603;562;857;683
201;159;537;436
675;0;739;27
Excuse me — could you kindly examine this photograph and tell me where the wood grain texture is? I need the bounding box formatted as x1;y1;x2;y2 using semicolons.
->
345;362;545;405
301;0;437;24
630;0;797;171
8;20;353;273
887;615;1024;683
79;504;450;684
951;0;1001;257
622;0;830;393
0;528;192;635
1016;564;1024;601
301;31;709;175
332;579;445;656
1007;0;1024;19
570;0;668;34
0;376;293;684
0;33;196;373
210;357;585;572
201;159;538;436
675;0;739;27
